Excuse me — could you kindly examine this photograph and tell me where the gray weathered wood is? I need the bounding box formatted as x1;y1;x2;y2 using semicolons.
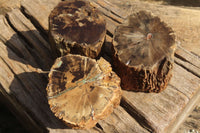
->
0;0;200;132
6;9;53;70
122;63;200;133
0;15;38;68
98;106;149;133
21;0;61;33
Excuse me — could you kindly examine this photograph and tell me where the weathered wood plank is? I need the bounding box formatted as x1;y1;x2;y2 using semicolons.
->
1;0;200;133
98;106;149;133
122;63;200;133
167;84;200;133
174;45;200;78
89;0;124;23
169;64;200;99
175;57;200;78
0;15;38;68
90;0;130;19
6;9;53;70
177;102;200;133
21;0;60;33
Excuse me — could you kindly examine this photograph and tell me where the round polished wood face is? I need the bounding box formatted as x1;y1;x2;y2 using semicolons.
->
46;54;121;129
49;0;106;45
113;11;175;67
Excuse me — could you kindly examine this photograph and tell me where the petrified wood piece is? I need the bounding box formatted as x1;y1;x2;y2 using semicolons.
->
112;11;176;92
46;54;122;129
49;0;106;58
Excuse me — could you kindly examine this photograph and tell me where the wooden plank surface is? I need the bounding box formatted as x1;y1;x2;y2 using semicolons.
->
6;9;53;70
122;63;200;133
0;0;200;133
98;106;149;133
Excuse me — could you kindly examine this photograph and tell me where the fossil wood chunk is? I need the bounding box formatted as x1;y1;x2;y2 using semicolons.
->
49;0;106;58
112;11;176;92
46;54;122;129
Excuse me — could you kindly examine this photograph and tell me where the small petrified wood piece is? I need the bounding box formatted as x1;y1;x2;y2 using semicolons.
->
46;54;122;129
112;11;176;92
49;0;106;58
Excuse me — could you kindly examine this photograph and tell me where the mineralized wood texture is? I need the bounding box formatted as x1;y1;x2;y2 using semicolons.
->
112;11;176;92
46;55;122;129
0;0;200;132
49;0;106;58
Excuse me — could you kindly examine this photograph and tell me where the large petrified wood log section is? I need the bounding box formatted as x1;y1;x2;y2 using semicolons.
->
46;54;122;129
112;11;176;92
49;0;106;58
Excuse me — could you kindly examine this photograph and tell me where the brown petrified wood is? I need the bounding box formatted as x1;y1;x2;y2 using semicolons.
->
112;11;176;92
46;54;122;129
49;0;106;58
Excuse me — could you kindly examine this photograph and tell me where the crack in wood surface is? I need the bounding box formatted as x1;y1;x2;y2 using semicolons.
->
0;0;200;132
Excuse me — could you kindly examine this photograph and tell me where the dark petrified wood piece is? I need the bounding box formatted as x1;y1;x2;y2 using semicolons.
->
46;54;122;129
49;0;106;58
112;11;176;92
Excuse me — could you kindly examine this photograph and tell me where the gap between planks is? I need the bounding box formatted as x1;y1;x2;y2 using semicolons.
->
1;0;200;132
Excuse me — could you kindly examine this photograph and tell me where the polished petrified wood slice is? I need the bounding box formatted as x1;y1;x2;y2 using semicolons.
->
112;11;176;92
46;54;122;129
49;0;106;58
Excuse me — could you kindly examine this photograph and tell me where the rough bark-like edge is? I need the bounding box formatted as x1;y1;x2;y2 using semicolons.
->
111;11;176;92
48;0;107;59
47;55;122;129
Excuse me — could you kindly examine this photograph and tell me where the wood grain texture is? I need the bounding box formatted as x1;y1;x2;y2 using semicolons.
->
47;55;122;129
122;63;200;133
6;9;53;70
0;0;200;132
177;103;200;133
21;0;60;33
98;106;149;133
0;15;38;68
112;11;175;92
49;0;106;58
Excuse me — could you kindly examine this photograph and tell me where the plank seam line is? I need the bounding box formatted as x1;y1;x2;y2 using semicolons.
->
92;1;124;19
95;123;104;132
0;39;24;59
176;43;200;69
102;12;122;24
4;13;42;67
168;84;190;100
106;30;113;38
0;56;48;131
5;12;49;70
175;53;200;70
191;51;200;60
0;56;33;97
5;14;36;49
174;61;200;79
120;97;155;132
0;84;47;133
